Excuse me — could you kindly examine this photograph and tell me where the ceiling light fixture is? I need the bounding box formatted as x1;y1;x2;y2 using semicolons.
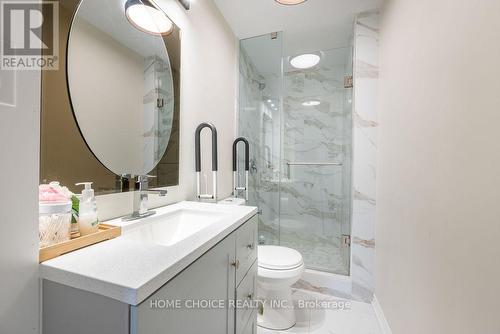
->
275;0;307;5
290;53;321;69
302;100;321;107
125;0;174;35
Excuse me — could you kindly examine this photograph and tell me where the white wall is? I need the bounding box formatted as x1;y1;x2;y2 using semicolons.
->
0;62;41;333
97;0;238;220
377;0;500;333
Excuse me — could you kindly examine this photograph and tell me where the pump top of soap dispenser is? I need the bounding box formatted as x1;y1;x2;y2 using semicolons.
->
75;182;94;201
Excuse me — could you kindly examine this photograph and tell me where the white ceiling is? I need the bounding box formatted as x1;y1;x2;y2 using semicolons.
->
213;0;381;55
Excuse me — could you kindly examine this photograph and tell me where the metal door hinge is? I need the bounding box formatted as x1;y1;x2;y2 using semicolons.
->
342;234;351;247
344;75;353;88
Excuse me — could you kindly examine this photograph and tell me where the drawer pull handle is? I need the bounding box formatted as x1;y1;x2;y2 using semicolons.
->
231;260;240;269
246;243;255;250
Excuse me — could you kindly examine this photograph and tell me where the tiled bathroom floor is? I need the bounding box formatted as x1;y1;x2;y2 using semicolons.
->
257;290;382;334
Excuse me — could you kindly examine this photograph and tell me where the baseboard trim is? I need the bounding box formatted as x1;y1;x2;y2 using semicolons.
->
372;295;392;334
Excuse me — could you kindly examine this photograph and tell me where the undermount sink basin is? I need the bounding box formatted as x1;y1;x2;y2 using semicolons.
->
121;209;226;246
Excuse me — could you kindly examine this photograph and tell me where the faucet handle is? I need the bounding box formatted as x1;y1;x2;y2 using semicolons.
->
136;175;156;181
135;175;157;190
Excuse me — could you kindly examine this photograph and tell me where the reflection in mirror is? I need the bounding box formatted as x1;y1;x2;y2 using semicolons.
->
40;0;180;194
68;0;174;176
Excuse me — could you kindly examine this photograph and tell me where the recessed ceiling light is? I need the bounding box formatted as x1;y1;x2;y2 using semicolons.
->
302;100;321;107
125;0;174;35
290;53;321;69
275;0;307;5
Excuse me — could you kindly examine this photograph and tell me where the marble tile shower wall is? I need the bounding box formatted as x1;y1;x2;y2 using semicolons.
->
351;12;379;302
279;54;352;275
143;55;174;170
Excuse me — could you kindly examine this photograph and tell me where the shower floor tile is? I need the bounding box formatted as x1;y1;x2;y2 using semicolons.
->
257;290;382;334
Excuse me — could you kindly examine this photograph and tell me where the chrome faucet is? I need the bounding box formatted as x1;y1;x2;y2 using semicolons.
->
122;175;167;221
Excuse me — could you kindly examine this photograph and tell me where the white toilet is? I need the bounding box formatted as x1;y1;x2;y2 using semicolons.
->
257;245;305;330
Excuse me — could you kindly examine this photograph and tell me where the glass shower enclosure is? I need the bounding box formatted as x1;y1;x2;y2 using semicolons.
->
237;33;353;275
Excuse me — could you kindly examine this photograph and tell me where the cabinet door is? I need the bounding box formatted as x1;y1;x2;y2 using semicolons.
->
235;215;258;283
131;234;236;334
238;311;258;334
235;261;257;334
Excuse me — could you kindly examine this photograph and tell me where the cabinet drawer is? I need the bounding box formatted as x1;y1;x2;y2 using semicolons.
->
235;215;258;283
235;260;257;332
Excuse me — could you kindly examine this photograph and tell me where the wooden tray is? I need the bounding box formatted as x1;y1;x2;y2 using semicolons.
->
39;224;121;263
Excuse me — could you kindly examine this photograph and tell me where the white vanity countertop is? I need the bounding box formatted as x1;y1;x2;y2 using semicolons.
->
40;201;257;306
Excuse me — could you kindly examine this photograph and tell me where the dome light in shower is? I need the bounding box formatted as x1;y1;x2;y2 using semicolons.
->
125;0;174;35
290;53;321;69
275;0;307;5
302;100;321;107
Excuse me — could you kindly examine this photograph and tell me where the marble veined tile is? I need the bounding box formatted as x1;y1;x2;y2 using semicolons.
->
349;12;379;303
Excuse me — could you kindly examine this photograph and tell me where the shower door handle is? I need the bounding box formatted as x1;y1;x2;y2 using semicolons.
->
286;162;343;178
286;162;344;166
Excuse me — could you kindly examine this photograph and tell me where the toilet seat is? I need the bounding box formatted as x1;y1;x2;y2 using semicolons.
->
258;245;303;270
258;265;304;281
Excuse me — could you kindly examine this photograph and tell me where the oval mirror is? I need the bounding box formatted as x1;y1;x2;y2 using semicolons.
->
67;0;175;177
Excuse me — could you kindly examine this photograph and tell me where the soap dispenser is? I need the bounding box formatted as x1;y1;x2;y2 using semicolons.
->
76;182;99;235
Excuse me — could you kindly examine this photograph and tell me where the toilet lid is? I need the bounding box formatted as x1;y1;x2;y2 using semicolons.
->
258;245;303;270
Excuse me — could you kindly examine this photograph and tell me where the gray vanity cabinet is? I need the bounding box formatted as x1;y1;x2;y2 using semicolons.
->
131;233;237;334
239;311;258;334
132;215;258;334
43;215;258;334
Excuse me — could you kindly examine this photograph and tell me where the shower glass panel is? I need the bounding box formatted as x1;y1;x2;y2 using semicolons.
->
238;33;283;246
238;34;352;275
279;48;352;275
